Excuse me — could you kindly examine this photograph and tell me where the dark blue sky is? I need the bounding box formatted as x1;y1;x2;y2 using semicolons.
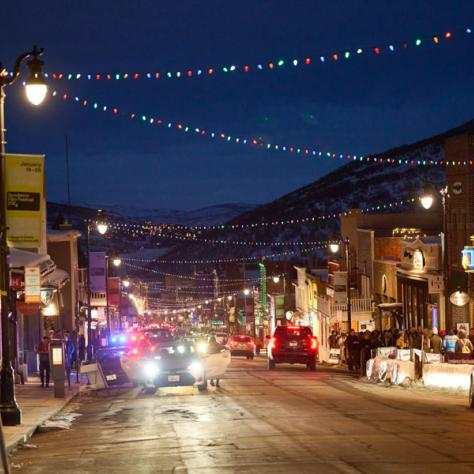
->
2;1;474;210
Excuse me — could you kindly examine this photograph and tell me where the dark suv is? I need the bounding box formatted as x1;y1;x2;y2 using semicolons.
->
267;325;318;370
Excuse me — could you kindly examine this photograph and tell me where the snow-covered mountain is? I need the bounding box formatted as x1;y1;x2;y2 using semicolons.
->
63;203;254;226
162;119;474;261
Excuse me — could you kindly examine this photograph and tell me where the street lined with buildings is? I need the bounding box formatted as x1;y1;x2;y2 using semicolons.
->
10;358;474;474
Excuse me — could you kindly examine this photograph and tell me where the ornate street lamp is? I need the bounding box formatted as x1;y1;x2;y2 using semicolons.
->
0;46;47;426
328;239;352;331
420;183;449;327
85;215;109;361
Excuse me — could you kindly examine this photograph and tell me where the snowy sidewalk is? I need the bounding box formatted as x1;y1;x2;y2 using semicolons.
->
3;377;80;452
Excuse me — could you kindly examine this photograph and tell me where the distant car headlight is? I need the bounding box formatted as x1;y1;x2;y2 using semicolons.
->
143;361;159;379
197;342;208;354
188;361;203;375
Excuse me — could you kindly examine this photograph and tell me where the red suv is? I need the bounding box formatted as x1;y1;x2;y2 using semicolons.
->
227;335;255;359
267;325;318;370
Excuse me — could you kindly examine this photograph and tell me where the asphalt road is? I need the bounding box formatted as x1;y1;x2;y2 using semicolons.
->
10;357;474;473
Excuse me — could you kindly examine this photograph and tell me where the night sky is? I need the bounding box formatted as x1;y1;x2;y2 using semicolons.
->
2;1;474;210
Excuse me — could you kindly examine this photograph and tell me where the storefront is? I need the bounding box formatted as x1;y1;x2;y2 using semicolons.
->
396;237;442;329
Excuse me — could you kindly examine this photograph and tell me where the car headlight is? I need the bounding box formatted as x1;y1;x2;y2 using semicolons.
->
197;342;208;354
143;361;159;379
188;361;203;375
177;345;186;354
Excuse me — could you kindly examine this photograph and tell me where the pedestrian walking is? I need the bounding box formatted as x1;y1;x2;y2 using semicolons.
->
36;336;51;388
430;328;443;354
443;329;458;353
359;331;372;376
64;331;75;388
395;330;408;349
78;333;86;361
337;332;347;364
328;330;339;349
455;330;474;354
345;329;361;372
207;336;223;387
408;327;422;350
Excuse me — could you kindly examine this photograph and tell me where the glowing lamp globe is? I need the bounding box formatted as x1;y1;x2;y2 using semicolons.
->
272;276;280;284
122;279;130;288
329;243;340;254
420;195;434;210
25;82;47;106
112;257;122;267
96;221;108;235
243;288;251;296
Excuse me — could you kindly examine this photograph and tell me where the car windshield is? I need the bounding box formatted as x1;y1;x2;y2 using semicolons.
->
231;336;252;342
145;329;173;344
275;326;312;339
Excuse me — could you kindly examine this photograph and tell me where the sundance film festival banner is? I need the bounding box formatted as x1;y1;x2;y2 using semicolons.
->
89;252;106;292
107;277;121;306
5;154;45;249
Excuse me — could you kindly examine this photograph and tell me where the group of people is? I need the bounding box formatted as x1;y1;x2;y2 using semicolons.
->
328;326;474;373
36;331;78;388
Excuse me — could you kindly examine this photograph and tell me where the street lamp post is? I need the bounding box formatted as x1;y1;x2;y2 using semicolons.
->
0;46;47;426
85;217;108;361
420;183;449;328
330;239;352;332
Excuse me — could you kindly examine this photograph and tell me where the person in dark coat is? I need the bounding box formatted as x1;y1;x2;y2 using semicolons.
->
36;336;51;388
345;330;361;372
408;327;422;350
78;334;86;361
64;331;75;387
359;331;372;376
430;328;443;354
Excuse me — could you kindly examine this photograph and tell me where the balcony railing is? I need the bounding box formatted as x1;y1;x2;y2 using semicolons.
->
316;295;373;319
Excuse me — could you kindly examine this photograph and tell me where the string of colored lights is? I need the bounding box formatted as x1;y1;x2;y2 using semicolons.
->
53;90;473;167
120;245;317;265
41;28;470;83
98;197;417;235
121;244;324;273
122;261;259;287
123;261;293;282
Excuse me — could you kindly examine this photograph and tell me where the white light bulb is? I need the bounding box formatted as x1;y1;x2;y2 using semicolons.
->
25;83;47;106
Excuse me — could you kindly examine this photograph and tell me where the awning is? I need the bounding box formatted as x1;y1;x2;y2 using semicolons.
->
41;268;69;289
7;248;55;275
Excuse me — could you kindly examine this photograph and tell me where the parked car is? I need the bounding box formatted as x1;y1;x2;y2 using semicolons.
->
267;325;318;370
227;335;255;359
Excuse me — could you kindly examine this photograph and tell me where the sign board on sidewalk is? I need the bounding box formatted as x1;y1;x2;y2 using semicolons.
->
24;266;41;304
328;348;341;364
5;154;45;249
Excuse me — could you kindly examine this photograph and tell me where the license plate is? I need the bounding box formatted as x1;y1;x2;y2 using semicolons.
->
106;374;117;381
168;375;179;382
289;341;298;347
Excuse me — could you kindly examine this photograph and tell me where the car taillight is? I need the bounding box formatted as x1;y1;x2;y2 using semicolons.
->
310;337;318;350
269;337;277;349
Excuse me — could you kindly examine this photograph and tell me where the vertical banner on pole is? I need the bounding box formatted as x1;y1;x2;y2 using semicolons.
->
89;252;106;292
5;154;45;249
107;277;120;306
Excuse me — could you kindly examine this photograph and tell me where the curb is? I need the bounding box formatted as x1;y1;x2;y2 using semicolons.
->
6;390;79;453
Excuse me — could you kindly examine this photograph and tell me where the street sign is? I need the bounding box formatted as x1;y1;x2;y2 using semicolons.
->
24;266;41;304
